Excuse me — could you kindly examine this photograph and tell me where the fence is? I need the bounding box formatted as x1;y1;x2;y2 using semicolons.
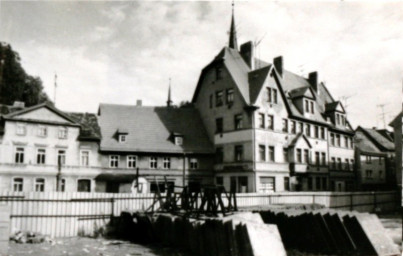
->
0;190;398;237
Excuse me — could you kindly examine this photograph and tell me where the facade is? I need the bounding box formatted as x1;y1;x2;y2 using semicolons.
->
191;12;355;192
389;111;402;203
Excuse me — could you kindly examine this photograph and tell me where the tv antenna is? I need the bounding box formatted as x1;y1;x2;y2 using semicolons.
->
253;32;266;69
377;103;388;129
339;94;356;113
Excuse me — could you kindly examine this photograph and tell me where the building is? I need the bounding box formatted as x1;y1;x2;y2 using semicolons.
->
354;126;395;190
389;111;402;203
0;102;101;192
191;9;355;192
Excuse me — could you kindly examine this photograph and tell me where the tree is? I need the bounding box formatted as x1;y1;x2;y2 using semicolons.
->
0;42;50;107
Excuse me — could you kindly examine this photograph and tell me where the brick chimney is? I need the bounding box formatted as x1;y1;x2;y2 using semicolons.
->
273;56;283;78
136;100;142;107
240;41;254;70
308;72;318;92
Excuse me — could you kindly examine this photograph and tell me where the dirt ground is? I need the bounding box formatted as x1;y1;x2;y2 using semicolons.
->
4;212;401;256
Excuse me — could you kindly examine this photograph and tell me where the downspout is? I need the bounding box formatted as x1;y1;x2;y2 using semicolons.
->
183;153;187;187
252;110;257;193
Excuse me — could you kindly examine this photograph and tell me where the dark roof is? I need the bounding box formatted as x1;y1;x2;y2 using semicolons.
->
67;112;101;141
376;129;394;142
356;127;395;152
248;65;272;104
288;86;314;99
288;133;312;148
389;111;402;127
98;104;214;154
325;101;344;113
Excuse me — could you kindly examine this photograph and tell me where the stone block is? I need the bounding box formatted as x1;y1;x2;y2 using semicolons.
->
244;222;287;256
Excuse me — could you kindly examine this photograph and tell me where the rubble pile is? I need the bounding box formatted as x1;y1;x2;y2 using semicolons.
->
259;209;401;256
10;231;53;244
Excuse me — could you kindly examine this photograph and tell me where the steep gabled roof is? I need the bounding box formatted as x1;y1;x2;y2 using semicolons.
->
98;104;214;154
288;86;315;99
356;126;395;152
248;65;272;104
389;111;402;127
288;133;312;148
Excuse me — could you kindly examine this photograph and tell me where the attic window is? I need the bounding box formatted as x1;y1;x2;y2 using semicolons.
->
304;99;315;114
267;87;277;104
119;135;127;143
216;67;223;80
226;88;234;104
175;136;183;146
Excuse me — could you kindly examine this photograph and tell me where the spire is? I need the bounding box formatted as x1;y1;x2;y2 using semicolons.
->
228;0;238;50
167;78;172;107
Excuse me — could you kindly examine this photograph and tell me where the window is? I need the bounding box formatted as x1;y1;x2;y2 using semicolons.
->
283;148;288;162
226;88;234;104
298;122;303;133
150;157;157;169
336;114;340;125
216;147;224;163
315;152;320;166
365;170;373;179
109;155;119;168
175;136;183;146
209;94;213;108
16;124;26;135
36;149;46;165
234;114;243;130
163;157;171;169
238;176;248;193
216;177;223;186
127;155;137;168
216;118;223;133
15;147;24;163
269;146;275;162
337;158;342;169
267;115;274;130
308;177;313;190
267;87;277;103
330;133;335;146
350;138;354;149
282;119;288;133
190;158;198;169
345;159;350;170
119;135;127;143
57;150;66;166
320;127;325;139
80;150;89;166
314;126;319;138
305;124;311;137
296;149;302;163
258;113;265;128
234;145;243;162
344;136;349;148
305;100;310;112
259;177;275;193
322;178;327;190
366;156;372;164
58;127;68;139
216;91;223;107
13;178;23;192
304;149;309;163
321;152;326;165
310;101;314;114
60;179;66;192
77;179;91;192
37;126;47;137
259;145;266;161
35;178;45;192
331;157;336;169
290;121;296;134
216;67;223;80
284;177;290;191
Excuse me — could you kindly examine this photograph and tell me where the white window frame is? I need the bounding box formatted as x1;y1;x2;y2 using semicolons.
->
16;123;26;136
150;157;157;169
37;125;47;137
36;148;46;165
80;150;90;166
127;155;137;168
163;157;171;169
119;134;127;143
34;178;45;192
15;147;25;164
57;149;66;166
109;155;119;168
190;158;198;169
58;127;68;139
12;177;23;192
175;136;183;146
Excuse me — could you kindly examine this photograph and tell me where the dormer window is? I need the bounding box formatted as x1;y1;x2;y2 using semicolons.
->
267;87;278;104
304;99;315;114
172;133;184;146
119;134;127;143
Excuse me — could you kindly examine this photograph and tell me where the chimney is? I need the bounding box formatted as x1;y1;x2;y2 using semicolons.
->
136;100;142;107
273;56;283;78
308;72;318;91
240;41;255;70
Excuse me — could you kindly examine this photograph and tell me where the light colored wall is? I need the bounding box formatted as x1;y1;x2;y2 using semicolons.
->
359;155;386;184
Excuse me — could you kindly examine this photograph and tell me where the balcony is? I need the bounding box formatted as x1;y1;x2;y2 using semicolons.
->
290;162;329;174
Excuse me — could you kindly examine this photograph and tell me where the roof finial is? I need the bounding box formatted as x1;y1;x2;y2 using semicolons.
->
228;0;238;50
167;78;173;107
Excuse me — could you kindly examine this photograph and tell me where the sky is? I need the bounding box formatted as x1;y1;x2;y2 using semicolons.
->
0;1;402;129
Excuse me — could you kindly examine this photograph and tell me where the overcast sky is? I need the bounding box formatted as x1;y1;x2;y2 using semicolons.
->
0;1;402;129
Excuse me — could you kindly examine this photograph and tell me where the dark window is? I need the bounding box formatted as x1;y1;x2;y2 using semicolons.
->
331;157;336;169
283;148;288;162
150;182;174;193
15;147;24;163
216;67;223;80
282;119;288;133
299;122;303;133
230;177;237;193
345;159;349;170
267;87;277;103
315;152;320;166
216;177;223;186
297;149;302;163
336;135;341;147
216;91;223;107
330;133;335;146
60;179;66;192
305;124;311;137
215;147;224;163
310;101;314;114
234;145;243;162
314;126;319;138
58;150;66;166
290;121;296;134
37;149;46;164
77;179;91;192
209;94;213;108
344;136;349;148
234;114;243;130
304;149;309;163
284;177;290;191
216;118;223;133
259;145;266;161
35;178;45;192
267;115;274;130
321;152;326;165
238;176;248;193
320;127;325;139
308;177;313;190
337;158;342;169
226;88;234;104
316;177;321;190
269;146;275;162
13;178;23;192
305;100;310;112
258;113;265;128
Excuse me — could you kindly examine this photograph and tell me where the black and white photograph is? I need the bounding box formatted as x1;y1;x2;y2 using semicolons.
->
0;1;402;255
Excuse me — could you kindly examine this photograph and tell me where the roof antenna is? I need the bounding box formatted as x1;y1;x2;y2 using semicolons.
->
254;33;266;69
53;72;57;107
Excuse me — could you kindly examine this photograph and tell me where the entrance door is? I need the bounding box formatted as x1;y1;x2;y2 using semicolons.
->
106;182;119;193
335;181;345;192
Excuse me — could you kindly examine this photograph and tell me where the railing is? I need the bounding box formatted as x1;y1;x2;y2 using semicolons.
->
0;190;398;237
